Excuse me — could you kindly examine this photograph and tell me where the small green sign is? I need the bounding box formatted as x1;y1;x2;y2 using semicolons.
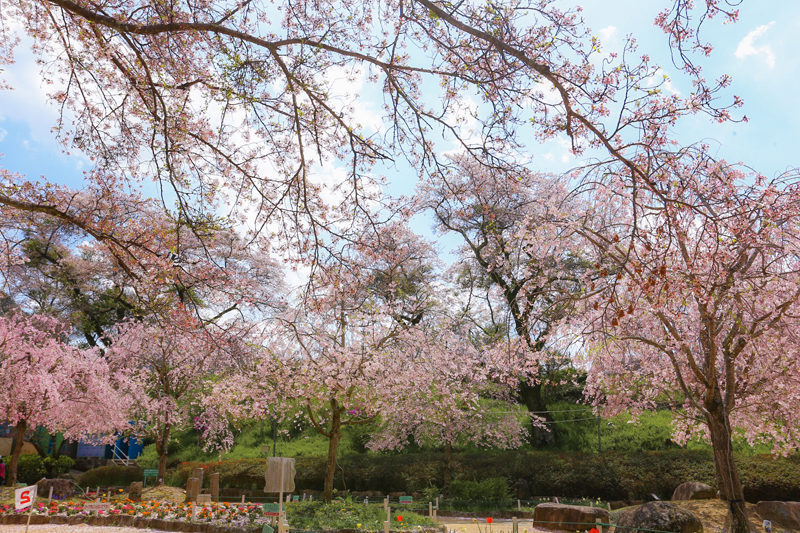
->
263;503;281;516
292;495;300;502
262;526;274;533
143;469;158;477
399;496;413;504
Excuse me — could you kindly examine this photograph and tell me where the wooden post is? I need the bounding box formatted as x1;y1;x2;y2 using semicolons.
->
384;506;390;533
595;518;604;533
241;494;245;504
278;458;285;518
517;499;521;511
429;502;433;518
210;473;220;503
513;517;518;533
24;491;36;533
48;487;53;504
384;496;389;512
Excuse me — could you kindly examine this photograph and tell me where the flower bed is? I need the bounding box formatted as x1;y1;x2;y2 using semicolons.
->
0;499;441;533
0;500;269;532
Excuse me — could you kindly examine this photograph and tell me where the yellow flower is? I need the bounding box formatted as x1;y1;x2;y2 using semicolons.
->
357;524;362;529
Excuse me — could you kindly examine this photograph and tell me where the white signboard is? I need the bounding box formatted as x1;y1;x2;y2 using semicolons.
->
15;485;37;510
264;457;295;493
85;502;112;512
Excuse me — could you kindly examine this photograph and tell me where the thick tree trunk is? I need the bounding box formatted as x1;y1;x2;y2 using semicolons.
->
8;420;27;486
323;407;342;503
443;441;452;492
519;381;554;446
156;425;171;485
706;403;749;533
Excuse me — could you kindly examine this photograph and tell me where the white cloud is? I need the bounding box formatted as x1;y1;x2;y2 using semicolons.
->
0;128;7;142
735;22;776;69
598;26;617;45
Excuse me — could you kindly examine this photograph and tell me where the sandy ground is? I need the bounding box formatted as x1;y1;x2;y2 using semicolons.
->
0;526;172;532
441;518;547;533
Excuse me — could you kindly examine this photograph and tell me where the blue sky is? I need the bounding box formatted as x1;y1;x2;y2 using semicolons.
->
1;2;797;238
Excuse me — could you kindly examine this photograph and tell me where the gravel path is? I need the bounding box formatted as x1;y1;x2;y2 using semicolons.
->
0;526;172;532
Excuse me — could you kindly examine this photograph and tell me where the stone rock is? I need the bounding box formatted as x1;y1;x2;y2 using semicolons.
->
36;478;75;500
672;482;715;501
615;501;702;533
756;501;800;529
129;481;143;501
533;502;610;531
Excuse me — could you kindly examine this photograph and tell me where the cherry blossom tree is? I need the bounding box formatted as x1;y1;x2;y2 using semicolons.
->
0;0;744;269
368;324;530;491
106;313;244;483
1;190;285;337
0;313;126;485
420;155;586;440
579;150;800;533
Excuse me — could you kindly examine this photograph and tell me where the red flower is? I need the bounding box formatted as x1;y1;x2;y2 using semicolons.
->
397;516;403;522
487;518;493;524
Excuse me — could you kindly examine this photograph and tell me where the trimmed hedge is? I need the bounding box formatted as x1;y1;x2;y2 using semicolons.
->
77;465;144;487
175;450;800;503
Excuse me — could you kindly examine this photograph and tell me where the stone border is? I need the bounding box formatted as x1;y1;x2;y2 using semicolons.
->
0;513;260;533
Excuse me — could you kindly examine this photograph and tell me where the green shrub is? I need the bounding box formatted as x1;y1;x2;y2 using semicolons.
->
449;477;511;507
136;444;159;469
43;456;75;478
77;465;143;487
18;455;47;484
15;455;76;484
286;499;433;530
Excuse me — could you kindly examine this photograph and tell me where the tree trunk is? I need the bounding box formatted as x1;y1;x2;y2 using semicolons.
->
8;420;27;486
706;402;749;533
156;425;171;485
323;406;342;503
443;441;452;492
519;381;554;446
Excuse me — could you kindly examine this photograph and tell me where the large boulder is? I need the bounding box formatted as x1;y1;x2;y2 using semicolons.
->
128;481;143;502
36;478;75;500
756;501;800;529
533;503;610;532
672;482;715;501
615;501;702;533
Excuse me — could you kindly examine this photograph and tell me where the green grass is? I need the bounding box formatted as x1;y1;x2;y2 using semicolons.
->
137;421;363;469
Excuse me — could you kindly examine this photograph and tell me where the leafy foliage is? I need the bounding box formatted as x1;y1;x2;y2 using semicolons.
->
448;478;512;507
287;499;434;530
